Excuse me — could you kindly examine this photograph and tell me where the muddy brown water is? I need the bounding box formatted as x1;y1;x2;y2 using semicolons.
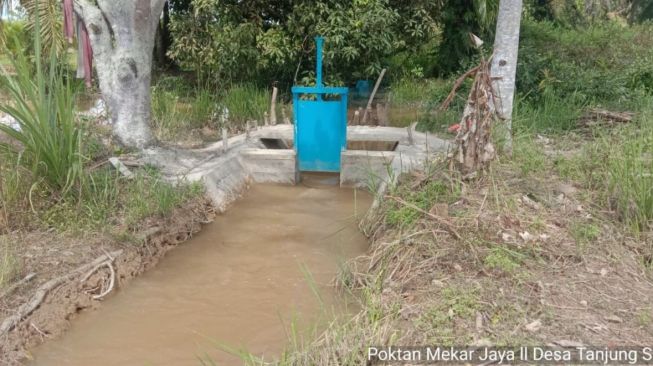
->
29;177;371;365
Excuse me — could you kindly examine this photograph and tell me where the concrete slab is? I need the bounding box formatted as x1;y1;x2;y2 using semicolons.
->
340;150;394;188
143;124;450;210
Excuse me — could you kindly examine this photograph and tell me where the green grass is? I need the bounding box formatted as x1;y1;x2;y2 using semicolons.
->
0;154;33;229
511;134;548;175
41;167;204;235
484;247;523;273
600;111;653;231
415;286;480;345
551;103;653;233
221;83;270;124
570;221;601;249
386;179;460;228
0;237;19;289
513;90;585;133
150;80;273;141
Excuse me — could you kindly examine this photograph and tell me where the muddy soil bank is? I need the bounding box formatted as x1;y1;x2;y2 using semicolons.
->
0;197;214;365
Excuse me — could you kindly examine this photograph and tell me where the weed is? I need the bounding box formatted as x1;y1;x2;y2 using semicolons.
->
637;309;652;327
513;90;585;133
386;179;460;228
0;237;18;289
484;247;522;273
510;134;547;175
415;286;479;344
570;221;601;248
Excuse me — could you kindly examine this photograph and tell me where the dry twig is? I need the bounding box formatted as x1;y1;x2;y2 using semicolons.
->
385;195;461;239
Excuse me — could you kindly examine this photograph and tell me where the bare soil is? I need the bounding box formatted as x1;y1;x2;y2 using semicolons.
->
0;197;214;365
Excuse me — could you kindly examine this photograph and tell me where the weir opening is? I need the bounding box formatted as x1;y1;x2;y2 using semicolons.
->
29;179;371;365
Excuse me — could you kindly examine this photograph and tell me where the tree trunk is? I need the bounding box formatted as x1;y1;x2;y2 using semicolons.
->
73;0;166;148
490;0;523;156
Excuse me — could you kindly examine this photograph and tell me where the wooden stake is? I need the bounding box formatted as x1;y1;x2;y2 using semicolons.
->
362;68;387;124
270;86;278;125
222;128;228;152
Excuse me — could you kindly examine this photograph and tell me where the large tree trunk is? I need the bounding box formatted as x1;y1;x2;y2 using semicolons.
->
490;0;523;155
73;0;166;148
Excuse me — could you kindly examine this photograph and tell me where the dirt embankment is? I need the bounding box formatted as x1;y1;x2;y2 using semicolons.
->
360;167;653;347
0;197;215;365
278;155;653;365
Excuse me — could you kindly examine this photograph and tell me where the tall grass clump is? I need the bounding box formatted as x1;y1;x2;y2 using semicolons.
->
518;20;653;105
151;85;182;139
0;155;34;229
0;237;19;289
0;27;82;195
42;167;204;233
221;84;269;124
513;90;586;133
601;108;653;232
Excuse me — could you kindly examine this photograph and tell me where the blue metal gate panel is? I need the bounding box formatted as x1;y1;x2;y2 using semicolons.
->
293;91;348;172
291;36;349;172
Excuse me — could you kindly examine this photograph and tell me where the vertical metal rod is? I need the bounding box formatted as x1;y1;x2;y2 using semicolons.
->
315;36;324;87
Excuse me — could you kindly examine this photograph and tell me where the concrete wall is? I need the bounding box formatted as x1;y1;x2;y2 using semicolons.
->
340;150;394;188
240;149;297;185
201;155;250;213
147;125;450;211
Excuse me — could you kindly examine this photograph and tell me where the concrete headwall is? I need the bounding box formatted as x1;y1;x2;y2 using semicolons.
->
240;149;297;185
340;150;394;188
145;124;450;212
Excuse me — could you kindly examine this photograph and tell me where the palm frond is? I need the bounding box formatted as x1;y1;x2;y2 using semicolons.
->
21;0;66;56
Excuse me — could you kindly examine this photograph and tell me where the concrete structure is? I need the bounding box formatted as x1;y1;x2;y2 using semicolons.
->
144;125;450;211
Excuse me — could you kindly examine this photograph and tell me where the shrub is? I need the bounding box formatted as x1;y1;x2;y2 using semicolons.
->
0;28;82;195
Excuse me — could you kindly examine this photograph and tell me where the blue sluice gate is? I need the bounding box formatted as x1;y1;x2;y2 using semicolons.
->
292;37;348;172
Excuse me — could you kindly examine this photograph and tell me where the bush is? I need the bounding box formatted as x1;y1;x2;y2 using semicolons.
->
518;20;653;105
168;0;408;86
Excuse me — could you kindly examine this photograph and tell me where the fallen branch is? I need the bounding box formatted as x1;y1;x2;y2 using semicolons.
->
386;195;461;239
0;273;36;300
579;108;634;127
0;250;123;336
91;261;116;300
